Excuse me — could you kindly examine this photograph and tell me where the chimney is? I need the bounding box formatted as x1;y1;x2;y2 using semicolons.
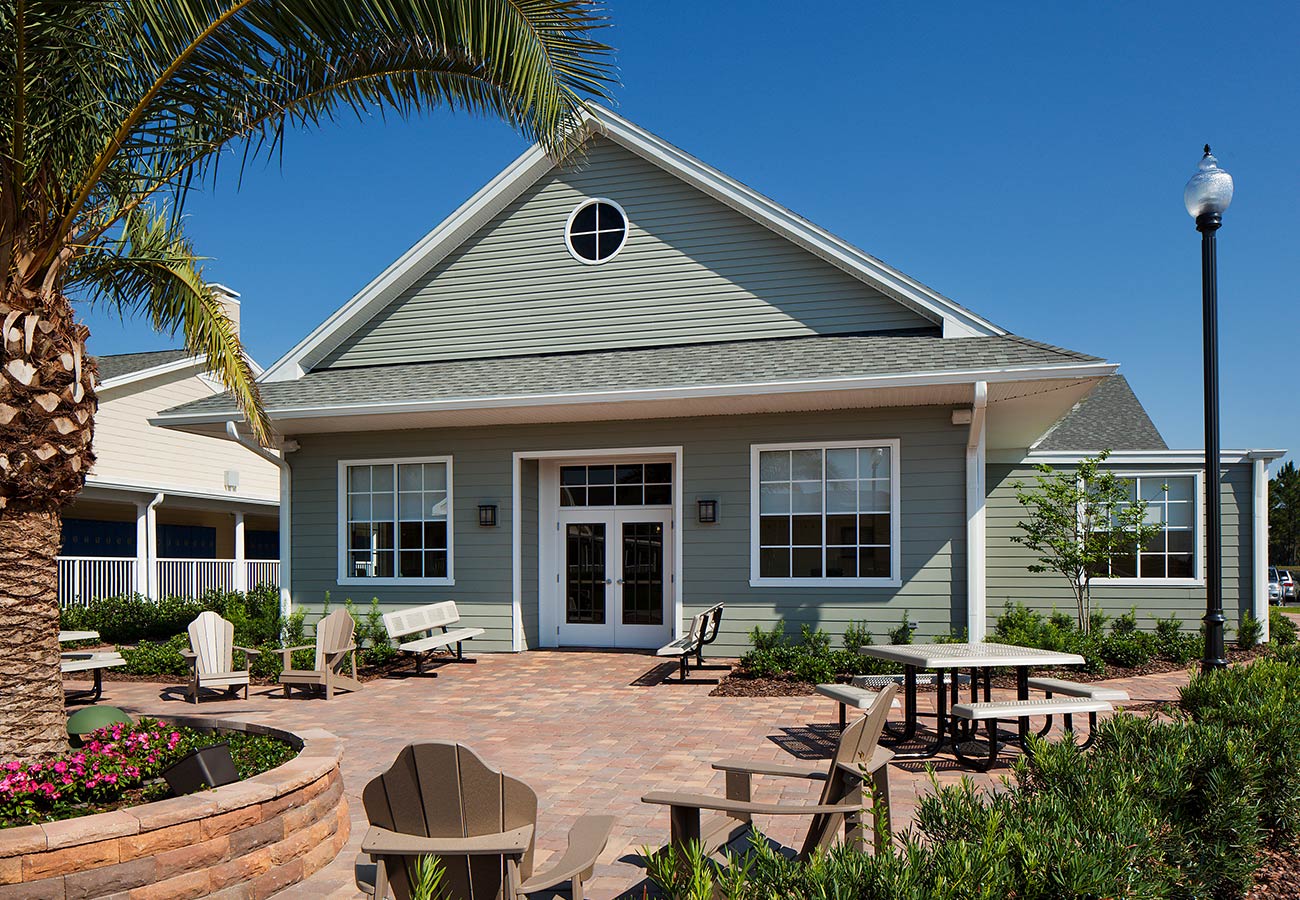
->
210;283;241;337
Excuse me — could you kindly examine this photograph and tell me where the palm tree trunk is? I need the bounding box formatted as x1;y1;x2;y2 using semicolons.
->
0;506;68;760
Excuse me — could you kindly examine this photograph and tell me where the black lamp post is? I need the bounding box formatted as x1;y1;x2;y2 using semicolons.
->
1184;145;1234;672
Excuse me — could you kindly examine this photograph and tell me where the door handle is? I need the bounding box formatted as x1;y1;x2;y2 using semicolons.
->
605;578;613;585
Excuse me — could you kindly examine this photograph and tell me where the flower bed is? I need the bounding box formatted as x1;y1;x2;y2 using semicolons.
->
1;720;296;828
0;719;346;899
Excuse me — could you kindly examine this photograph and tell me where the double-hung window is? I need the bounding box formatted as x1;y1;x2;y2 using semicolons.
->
751;440;900;586
1091;473;1199;582
340;457;452;583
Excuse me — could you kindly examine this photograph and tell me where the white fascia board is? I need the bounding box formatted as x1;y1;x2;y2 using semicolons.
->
1019;449;1286;466
83;477;278;507
260;140;566;383
97;357;202;392
590;107;1007;338
152;361;1115;428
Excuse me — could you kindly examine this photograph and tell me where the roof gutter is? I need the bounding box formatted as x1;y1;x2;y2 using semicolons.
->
224;422;294;620
155;360;1117;428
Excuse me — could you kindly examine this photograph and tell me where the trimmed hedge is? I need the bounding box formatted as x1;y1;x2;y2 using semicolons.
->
648;650;1300;899
60;588;397;678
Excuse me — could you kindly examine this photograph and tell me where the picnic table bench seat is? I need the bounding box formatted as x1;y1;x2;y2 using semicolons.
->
1026;676;1130;702
656;603;723;680
382;602;484;674
61;651;126;702
950;696;1114;770
815;684;902;728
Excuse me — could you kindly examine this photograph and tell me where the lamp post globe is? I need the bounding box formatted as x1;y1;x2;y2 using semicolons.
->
1186;145;1232;672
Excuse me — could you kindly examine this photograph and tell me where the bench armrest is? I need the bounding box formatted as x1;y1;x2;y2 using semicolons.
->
361;825;532;858
279;644;316;653
180;649;196;659
232;645;261;656
642;791;862;817
518;814;614;893
836;747;894;778
711;758;828;780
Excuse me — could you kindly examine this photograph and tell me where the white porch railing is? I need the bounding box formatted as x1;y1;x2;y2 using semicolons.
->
155;558;237;598
57;557;137;608
243;560;281;590
57;556;280;606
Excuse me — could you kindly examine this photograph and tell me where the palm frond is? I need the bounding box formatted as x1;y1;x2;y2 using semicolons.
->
66;206;269;443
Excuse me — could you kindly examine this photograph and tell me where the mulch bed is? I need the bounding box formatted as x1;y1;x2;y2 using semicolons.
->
1247;846;1300;900
711;645;1272;698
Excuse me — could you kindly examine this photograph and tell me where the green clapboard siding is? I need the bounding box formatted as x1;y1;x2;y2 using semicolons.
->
319;137;932;369
288;407;967;654
986;462;1255;631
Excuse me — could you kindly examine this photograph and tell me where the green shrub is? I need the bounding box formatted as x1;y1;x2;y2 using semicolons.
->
120;635;189;676
747;622;785;652
738;620;897;681
886;611;914;645
842;620;873;654
1098;630;1157;668
60;593;204;643
1238;611;1264;650
651;654;1300;900
1270;608;1298;647
1179;657;1300;839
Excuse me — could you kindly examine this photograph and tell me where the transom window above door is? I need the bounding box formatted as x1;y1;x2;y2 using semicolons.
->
560;462;672;507
565;198;628;264
751;440;900;586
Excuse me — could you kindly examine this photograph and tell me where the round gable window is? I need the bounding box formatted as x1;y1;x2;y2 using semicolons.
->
565;199;627;264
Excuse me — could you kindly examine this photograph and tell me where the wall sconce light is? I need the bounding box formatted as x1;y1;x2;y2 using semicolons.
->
478;504;498;527
697;499;718;524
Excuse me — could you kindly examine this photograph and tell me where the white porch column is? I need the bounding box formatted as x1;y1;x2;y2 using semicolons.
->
1252;454;1269;643
233;511;247;592
965;382;989;641
145;493;164;598
134;500;150;595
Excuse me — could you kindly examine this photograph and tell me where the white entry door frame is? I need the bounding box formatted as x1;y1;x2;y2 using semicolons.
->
511;446;684;651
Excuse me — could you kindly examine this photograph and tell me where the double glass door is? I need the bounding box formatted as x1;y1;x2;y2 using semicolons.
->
558;508;672;648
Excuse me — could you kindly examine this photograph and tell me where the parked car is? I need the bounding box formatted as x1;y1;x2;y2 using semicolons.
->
1269;567;1284;605
1286;570;1298;601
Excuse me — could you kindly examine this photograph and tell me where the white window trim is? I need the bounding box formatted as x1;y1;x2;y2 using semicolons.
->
564;197;629;265
336;455;455;586
749;438;902;588
1093;469;1204;588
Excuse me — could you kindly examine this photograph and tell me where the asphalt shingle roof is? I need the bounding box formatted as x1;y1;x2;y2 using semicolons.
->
160;334;1102;419
94;349;192;383
1035;375;1167;451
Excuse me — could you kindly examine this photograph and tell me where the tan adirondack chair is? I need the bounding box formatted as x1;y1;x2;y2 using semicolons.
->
356;742;615;900
642;682;897;861
278;609;361;699
181;611;258;703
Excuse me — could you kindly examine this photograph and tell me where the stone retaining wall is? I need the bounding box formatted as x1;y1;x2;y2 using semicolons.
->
0;719;347;900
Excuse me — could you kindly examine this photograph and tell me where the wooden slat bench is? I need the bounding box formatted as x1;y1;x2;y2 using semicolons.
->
656;603;724;681
950;697;1114;770
61;651;126;702
816;684;901;729
383;602;485;675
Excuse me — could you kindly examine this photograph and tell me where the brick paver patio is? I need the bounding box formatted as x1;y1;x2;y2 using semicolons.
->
72;652;1194;899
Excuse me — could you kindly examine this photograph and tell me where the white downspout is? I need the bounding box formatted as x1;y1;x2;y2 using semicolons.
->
1251;453;1269;643
965;382;989;641
226;422;293;620
145;493;164;599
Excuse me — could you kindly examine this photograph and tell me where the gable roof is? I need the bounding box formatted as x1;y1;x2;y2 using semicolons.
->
1033;375;1167;451
159;333;1106;426
261;106;1007;384
94;349;194;384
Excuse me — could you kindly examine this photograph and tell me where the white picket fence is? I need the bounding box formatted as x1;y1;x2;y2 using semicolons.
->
57;556;280;607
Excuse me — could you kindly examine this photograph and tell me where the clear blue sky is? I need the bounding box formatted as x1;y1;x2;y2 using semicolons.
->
82;1;1300;460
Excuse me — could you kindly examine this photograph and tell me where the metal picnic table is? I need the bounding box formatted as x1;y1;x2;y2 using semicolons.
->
858;641;1086;761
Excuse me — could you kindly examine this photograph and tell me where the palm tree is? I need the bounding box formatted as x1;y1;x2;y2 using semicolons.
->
0;1;612;760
